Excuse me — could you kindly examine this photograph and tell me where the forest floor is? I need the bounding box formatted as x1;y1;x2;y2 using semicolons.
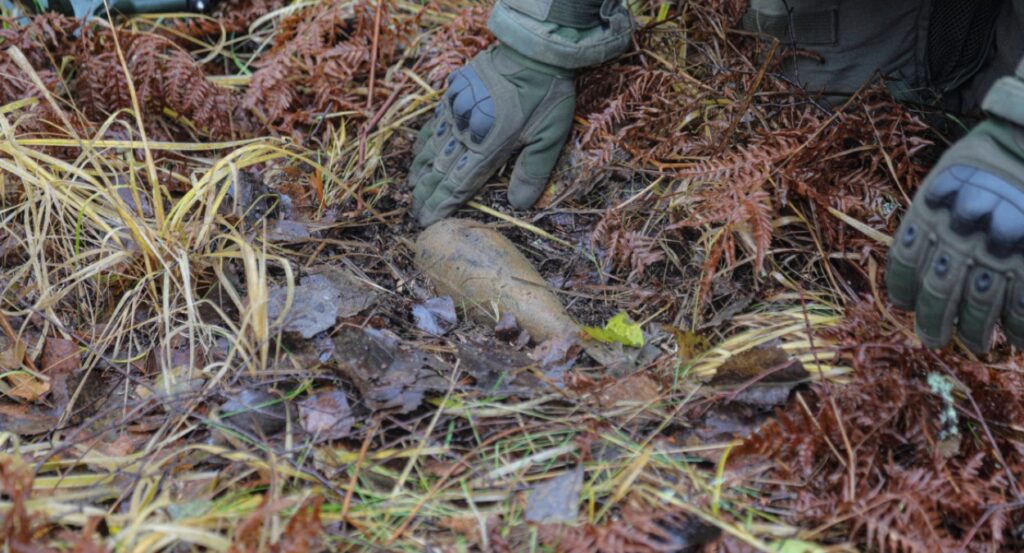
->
1;0;1024;551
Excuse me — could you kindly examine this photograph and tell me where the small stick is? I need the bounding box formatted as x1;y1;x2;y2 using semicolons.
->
365;0;384;114
357;0;385;166
340;418;380;523
467;200;573;249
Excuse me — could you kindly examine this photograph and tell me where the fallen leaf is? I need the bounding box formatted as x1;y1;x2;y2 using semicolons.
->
0;403;58;436
327;327;449;413
267;219;312;242
0;334;25;370
596;373;661;408
99;434;144;457
412;296;457;335
267;267;377;339
0;334;49;401
456;339;538;395
272;496;324;553
6;374;49;402
436;516;483;544
682;347;811;463
219;389;288;437
42;336;80;406
666;326;710;362
525;465;584;523
709;345;809;408
583;312;644;348
530;334;581;385
299;390;354;441
531;334;580;367
494;312;522;343
710;345;806;385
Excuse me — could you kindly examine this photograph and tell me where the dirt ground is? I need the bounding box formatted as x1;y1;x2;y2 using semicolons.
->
1;0;1024;551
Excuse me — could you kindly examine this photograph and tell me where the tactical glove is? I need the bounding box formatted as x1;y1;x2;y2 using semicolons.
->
409;46;576;227
886;59;1024;353
408;0;633;227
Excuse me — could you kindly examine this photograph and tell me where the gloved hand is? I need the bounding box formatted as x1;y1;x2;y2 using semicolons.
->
887;60;1024;353
407;0;633;227
409;46;576;227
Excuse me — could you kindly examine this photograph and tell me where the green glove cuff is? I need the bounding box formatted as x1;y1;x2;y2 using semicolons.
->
488;0;633;69
982;58;1024;127
495;44;575;78
546;0;604;28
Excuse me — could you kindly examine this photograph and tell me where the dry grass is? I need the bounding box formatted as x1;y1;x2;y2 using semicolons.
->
1;0;1020;552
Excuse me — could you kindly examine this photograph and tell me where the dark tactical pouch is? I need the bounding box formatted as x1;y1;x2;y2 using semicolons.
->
741;0;1006;107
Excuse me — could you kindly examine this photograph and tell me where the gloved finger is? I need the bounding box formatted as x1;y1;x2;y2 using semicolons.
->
411;170;444;218
956;266;1007;353
416;150;491;227
914;246;970;349
412;112;441;158
409;137;439;184
411;105;451;172
507;97;575;209
886;215;933;310
1002;277;1024;350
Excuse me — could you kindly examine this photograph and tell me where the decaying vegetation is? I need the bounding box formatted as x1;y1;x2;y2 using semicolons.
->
1;0;1022;551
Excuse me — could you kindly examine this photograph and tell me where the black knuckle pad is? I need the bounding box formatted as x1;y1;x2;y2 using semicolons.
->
447;66;496;144
470;98;496;144
926;164;1024;257
446;70;470;106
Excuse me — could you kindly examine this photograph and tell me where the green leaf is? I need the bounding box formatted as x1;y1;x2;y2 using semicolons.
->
769;539;827;553
656;1;670;22
583;312;644;348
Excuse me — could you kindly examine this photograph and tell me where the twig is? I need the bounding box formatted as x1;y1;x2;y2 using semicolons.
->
365;0;384;114
467;200;573;249
340;417;380;523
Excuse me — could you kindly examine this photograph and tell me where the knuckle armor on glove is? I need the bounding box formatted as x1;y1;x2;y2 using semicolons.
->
407;0;633;227
886;57;1024;353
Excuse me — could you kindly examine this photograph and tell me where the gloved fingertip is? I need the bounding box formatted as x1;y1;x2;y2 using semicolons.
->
507;177;547;209
417;214;435;228
915;324;951;350
885;258;919;310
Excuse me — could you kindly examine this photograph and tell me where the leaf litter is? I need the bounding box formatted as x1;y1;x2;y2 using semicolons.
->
0;0;1019;551
411;296;458;336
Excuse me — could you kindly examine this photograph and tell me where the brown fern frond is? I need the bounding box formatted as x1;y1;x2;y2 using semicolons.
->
591;212;666;281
